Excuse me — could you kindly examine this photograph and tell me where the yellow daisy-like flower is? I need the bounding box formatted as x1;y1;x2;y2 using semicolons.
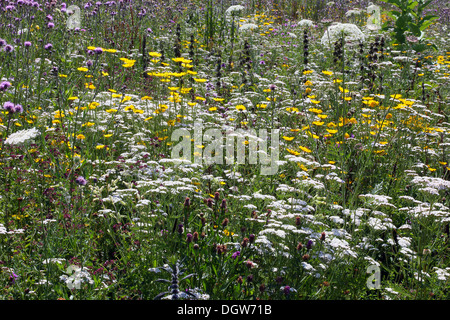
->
282;136;294;141
194;78;207;83
209;107;217;111
322;70;333;76
286;148;300;156
148;52;162;57
76;134;86;140
236;105;246;111
77;67;88;72
68;96;78;101
299;146;312;153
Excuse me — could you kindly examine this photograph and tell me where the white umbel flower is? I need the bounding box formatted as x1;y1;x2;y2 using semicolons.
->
321;23;365;47
5;127;40;145
239;23;258;31
225;5;245;16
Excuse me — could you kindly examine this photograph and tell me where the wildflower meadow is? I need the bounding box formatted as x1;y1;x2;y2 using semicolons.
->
0;0;449;302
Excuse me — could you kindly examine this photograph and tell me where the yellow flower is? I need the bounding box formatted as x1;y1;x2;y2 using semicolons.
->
68;96;78;101
76;134;86;140
304;80;313;86
322;70;333;76
77;67;88;72
236;105;246;111
96;144;106;150
309;108;322;114
209;107;217;111
299;146;312;153
286;148;300;156
194;78;207;83
148;52;162;57
282;136;294;141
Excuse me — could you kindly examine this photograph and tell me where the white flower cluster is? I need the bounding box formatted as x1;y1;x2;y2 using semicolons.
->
5;127;40;145
239;23;258;31
298;19;314;28
225;5;245;16
60;265;94;289
410;175;450;195
321;23;365;47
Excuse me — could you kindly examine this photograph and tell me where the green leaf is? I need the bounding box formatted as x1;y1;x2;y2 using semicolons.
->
408;22;421;36
407;1;419;9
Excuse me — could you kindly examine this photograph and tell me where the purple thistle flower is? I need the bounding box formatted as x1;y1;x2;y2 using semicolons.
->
44;43;53;50
3;101;16;113
24;41;32;48
4;44;14;53
0;39;6;47
75;176;87;186
0;81;11;91
47;22;55;29
94;47;103;55
14;104;23;113
232;251;240;259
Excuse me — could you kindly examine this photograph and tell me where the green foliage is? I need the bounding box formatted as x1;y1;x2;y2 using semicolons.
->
380;0;439;51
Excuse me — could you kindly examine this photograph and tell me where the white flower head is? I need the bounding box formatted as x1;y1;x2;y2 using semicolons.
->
225;5;245;16
321;23;365;47
239;23;258;32
5;127;40;145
